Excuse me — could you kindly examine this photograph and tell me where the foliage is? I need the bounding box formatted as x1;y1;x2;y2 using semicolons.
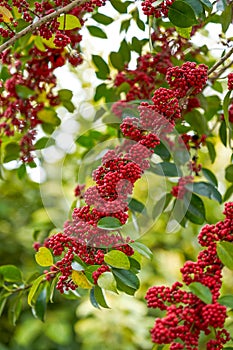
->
0;0;233;349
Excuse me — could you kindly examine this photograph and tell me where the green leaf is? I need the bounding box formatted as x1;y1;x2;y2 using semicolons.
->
16;85;36;99
94;285;110;308
92;13;114;25
152;193;173;219
216;0;227;11
3;142;20;163
202;168;218;187
37;109;60;126
154;141;171;161
175;26;192;38
85;265;101;284
49;275;59;303
223;90;232;145
184;193;205;225
63;100;75;113
17;163;26;179
97;272;118;293
128;198;145;213
168;1;198;28
110;51;124;70
97;217;122;230
217;241;233;269
32;287;47;322
110;0;130;13
224;185;233;201
58;14;81;30
120;19;131;33
206;141;216;163
187;181;222;203
221;4;233;33
0;297;7;317
225;164;233;182
0;265;22;283
218;295;233;309
35;247;54;267
183;0;204;16
189;282;212;304
119;39;131;64
8;294;22;326
219;121;227;147
34;137;55;150
199;0;212;9
90;287;100;309
185;110;208;133
150;162;181;177
129;257;141;274
104;250;130;269
58;89;73;101
112;268;140;292
92;55;110;80
28;275;45;306
131;37;148;55
87;26;107;39
129;242;153;260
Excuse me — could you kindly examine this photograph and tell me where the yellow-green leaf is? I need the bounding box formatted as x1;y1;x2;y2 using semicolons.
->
28;275;45;306
35;247;53;267
37;109;60;126
58;14;81;30
0;6;13;23
71;270;92;289
97;272;118;293
104;250;130;269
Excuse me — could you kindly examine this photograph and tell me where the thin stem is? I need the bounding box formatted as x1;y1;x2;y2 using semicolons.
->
208;46;233;76
0;0;87;53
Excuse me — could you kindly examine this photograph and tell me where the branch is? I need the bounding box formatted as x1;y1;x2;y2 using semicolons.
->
0;0;87;53
208;46;233;76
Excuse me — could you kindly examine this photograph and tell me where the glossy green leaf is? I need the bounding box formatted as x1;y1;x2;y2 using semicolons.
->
184;193;205;224
224;185;233;201
34;137;55;150
104;250;130;269
87;26;107;38
8;294;22;326
97;272;118;293
49;275;59;303
202;168;218;187
218;295;233;309
225;164;233;182
92;13;114;25
112;268;140;290
28;275;45;306
154;141;171;161
94;285;109;308
85;265;101;284
37;109;60;126
92;55;110;79
217;241;233;269
97;217;122;230
16;85;36;99
3;142;20;163
219;121;227;147
129;257;141;274
110;51;124;70
58;14;81;30
186;181;222;203
110;0;130;13
206;141;216;163
35;247;53;267
189;282;212;304
0;265;22;283
150;162;181;177
128;198;145;213
184;0;204;16
129;242;153;260
152;193;173;219
32;288;47;322
199;0;212;9
90;287;100;309
168;1;198;28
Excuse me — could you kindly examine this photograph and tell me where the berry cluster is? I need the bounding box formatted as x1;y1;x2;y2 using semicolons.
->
171;175;194;199
145;202;233;349
0;1;105;162
142;0;175;18
166;61;208;98
228;72;233;90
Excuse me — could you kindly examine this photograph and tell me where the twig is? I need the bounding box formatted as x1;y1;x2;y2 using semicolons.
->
209;60;233;82
0;0;87;53
208;46;233;76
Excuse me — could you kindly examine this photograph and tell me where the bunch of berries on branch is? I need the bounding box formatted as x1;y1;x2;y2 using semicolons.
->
145;202;233;349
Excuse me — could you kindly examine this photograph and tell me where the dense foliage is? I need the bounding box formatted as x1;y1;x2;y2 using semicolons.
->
0;0;233;349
